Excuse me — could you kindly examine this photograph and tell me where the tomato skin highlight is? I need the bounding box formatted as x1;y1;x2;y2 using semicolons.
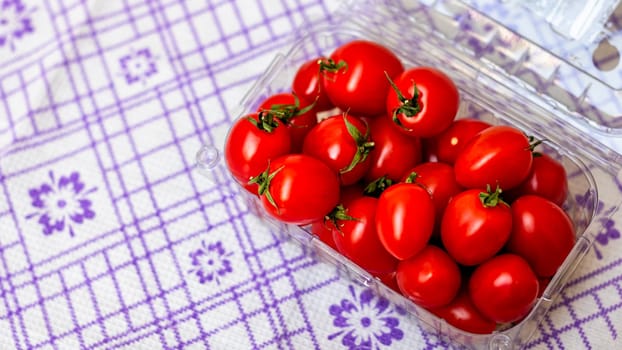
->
469;254;539;324
441;188;512;266
332;196;398;275
454;125;533;190
386;67;459;138
506;195;576;277
224;113;291;194
396;245;461;308
257;154;340;226
375;183;435;260
322;40;404;116
429;288;497;334
364;115;422;182
423;118;491;164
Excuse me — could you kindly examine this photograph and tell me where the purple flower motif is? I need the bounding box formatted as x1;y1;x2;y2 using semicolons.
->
328;285;404;349
119;47;158;85
0;0;36;51
188;241;233;285
25;171;97;237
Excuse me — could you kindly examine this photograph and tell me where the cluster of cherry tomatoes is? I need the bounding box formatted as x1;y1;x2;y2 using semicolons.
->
224;40;576;334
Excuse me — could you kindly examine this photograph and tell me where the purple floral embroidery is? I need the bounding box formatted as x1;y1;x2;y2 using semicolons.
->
119;47;158;85
188;241;233;285
0;0;36;50
25;171;97;237
328;285;404;349
575;191;619;260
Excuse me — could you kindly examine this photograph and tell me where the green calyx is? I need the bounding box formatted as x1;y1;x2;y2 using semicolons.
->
319;58;348;74
340;113;375;174
248;164;284;213
363;176;394;198
325;204;359;235
385;71;421;131
248;111;280;133
404;171;419;184
479;184;508;208
526;135;544;155
263;93;317;126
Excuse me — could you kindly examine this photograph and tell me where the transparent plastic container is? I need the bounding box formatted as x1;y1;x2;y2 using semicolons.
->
196;0;622;349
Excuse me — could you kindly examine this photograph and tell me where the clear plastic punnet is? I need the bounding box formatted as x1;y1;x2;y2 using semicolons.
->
196;1;622;349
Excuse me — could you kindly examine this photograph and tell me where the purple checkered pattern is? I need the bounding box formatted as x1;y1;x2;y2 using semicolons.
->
0;0;621;349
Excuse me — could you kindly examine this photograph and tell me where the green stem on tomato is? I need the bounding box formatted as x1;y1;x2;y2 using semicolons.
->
340;113;375;174
248;163;284;213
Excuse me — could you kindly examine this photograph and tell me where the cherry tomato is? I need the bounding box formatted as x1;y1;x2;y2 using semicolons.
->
402;162;463;232
441;187;512;266
469;254;539;323
506;153;568;206
310;219;338;251
321;40;404;116
224;112;291;194
364;115;422;182
251;154;340;225
302;113;373;185
454;125;535;190
375;271;400;293
386;67;459;138
292;57;333;111
376;182;435;260
506;195;575;277
423;118;491;164
257;92;318;152
396;245;461;308
331;195;397;275
429;288;496;334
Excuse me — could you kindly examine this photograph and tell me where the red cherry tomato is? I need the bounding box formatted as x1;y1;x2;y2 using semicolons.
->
224;112;291;194
402;162;463;232
506;154;568;206
302;113;373;185
396;245;461;308
454;125;535;190
376;183;435;260
310;219;338;251
506;195;576;277
375;271;400;293
257;92;318;152
292;57;333;111
469;254;539;323
331;196;398;275
430;288;496;335
441;187;512;266
321;40;404;116
386;67;459;138
252;154;340;225
423;118;491;164
364;115;422;182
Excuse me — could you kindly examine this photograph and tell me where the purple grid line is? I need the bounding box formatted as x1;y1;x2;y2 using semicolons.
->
16;70;39;135
0;239;24;349
39;60;63;130
101;250;133;334
86;256;326;349
79;262;109;340
0;78;18;144
120;0;140;39
0;181;57;349
1;186;232;284
41;0;168;346
57;271;86;349
156;1;292;346
0;71;232;160
53;251;313;348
